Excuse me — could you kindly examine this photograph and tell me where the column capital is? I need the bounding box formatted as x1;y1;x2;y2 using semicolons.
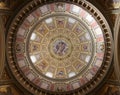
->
0;2;12;15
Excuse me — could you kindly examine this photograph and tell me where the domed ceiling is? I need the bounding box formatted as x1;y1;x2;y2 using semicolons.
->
6;0;113;95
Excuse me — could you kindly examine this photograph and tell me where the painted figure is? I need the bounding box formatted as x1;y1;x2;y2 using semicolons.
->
54;41;68;56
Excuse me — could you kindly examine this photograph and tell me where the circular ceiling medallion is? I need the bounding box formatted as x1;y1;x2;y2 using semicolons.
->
49;35;72;60
7;0;113;95
27;14;95;80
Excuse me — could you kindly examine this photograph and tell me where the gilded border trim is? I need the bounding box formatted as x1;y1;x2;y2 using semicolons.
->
6;0;113;94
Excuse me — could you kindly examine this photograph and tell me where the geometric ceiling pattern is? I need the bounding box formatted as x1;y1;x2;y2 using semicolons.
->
6;0;113;95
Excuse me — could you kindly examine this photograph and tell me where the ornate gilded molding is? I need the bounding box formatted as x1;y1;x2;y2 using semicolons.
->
0;2;11;79
6;0;113;95
0;15;5;79
105;0;120;9
114;14;120;88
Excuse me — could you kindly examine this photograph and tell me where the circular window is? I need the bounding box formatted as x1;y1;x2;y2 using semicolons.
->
7;0;113;95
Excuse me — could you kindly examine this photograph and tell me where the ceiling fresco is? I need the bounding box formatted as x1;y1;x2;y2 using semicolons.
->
6;0;113;94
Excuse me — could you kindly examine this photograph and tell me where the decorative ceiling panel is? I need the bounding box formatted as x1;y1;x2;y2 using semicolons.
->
6;0;113;95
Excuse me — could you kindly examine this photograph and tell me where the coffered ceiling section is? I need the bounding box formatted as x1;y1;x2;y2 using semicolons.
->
6;0;113;95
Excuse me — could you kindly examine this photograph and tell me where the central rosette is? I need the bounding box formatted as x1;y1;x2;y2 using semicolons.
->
49;36;72;60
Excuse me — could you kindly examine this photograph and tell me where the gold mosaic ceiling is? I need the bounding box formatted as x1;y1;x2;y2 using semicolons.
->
6;0;113;94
